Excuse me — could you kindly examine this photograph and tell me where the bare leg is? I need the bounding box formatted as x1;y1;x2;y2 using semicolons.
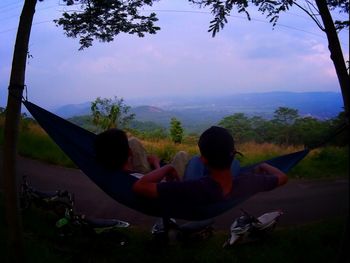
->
171;151;191;178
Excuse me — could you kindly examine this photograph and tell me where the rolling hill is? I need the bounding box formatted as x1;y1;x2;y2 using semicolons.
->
52;91;343;133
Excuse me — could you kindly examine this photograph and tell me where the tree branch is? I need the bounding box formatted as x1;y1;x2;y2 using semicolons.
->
293;1;325;31
306;0;320;14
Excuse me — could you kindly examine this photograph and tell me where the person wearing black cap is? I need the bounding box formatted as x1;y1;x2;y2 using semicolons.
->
132;126;287;205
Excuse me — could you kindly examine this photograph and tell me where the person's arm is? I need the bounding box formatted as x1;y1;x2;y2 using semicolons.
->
254;163;288;186
132;164;179;198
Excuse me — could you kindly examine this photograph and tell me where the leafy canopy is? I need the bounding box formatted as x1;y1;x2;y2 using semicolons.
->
91;96;135;131
273;107;299;126
55;0;160;50
189;0;349;36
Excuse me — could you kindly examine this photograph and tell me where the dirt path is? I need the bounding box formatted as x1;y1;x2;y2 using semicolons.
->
1;154;348;230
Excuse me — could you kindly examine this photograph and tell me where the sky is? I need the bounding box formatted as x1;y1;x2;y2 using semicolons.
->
0;0;349;109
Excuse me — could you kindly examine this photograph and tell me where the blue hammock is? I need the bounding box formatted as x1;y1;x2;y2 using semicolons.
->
23;100;309;220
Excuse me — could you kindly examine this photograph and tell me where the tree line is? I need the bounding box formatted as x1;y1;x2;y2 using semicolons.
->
1;99;346;148
86;97;347;147
219;107;347;147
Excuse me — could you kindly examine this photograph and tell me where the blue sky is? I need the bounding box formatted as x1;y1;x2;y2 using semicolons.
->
0;0;349;108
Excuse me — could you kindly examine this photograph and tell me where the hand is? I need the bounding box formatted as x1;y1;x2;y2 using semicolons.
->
253;163;287;186
165;165;180;182
253;163;271;174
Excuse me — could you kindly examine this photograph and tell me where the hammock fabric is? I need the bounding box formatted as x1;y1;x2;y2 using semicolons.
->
23;100;309;220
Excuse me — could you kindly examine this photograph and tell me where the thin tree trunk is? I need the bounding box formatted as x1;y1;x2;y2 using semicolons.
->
315;3;349;262
2;0;37;262
315;0;350;118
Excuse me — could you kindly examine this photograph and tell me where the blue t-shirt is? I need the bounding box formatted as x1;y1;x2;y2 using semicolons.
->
157;172;278;206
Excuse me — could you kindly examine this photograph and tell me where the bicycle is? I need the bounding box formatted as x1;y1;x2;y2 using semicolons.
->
19;175;74;218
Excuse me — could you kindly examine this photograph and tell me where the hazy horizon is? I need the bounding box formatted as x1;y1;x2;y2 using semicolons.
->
50;91;343;123
49;90;343;109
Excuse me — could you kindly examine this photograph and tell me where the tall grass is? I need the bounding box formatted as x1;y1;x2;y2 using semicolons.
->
141;138;302;163
0;121;75;167
234;142;303;165
141;139;198;162
0;119;348;178
18;130;75;167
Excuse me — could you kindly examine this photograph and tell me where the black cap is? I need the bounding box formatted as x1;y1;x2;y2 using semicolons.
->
198;126;235;169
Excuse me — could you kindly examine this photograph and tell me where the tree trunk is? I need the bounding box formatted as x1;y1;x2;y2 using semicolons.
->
315;0;350;118
2;0;37;262
315;3;349;261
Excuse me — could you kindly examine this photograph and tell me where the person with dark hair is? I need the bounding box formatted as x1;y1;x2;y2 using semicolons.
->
132;126;287;205
94;129;161;174
94;129;131;171
94;129;190;177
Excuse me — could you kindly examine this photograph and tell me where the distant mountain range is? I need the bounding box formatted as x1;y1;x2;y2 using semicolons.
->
53;92;343;132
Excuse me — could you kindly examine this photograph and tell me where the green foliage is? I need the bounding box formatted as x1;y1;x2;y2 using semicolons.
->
249;116;275;143
170;117;184;144
68;115;98;132
293;117;330;148
0;107;5;115
91;96;135;132
273;107;299;126
271;107;299;145
17;130;75;168
289;147;349;179
219;113;253;142
327;111;349;146
0;117;74;167
219;107;348;147
129;120;168;141
190;0;349;35
155;144;178;163
55;0;160;50
131;128;168;141
182;133;200;145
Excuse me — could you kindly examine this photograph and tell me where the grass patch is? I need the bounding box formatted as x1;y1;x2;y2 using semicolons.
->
0;198;348;263
289;147;349;179
18;131;75;167
0;124;75;168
